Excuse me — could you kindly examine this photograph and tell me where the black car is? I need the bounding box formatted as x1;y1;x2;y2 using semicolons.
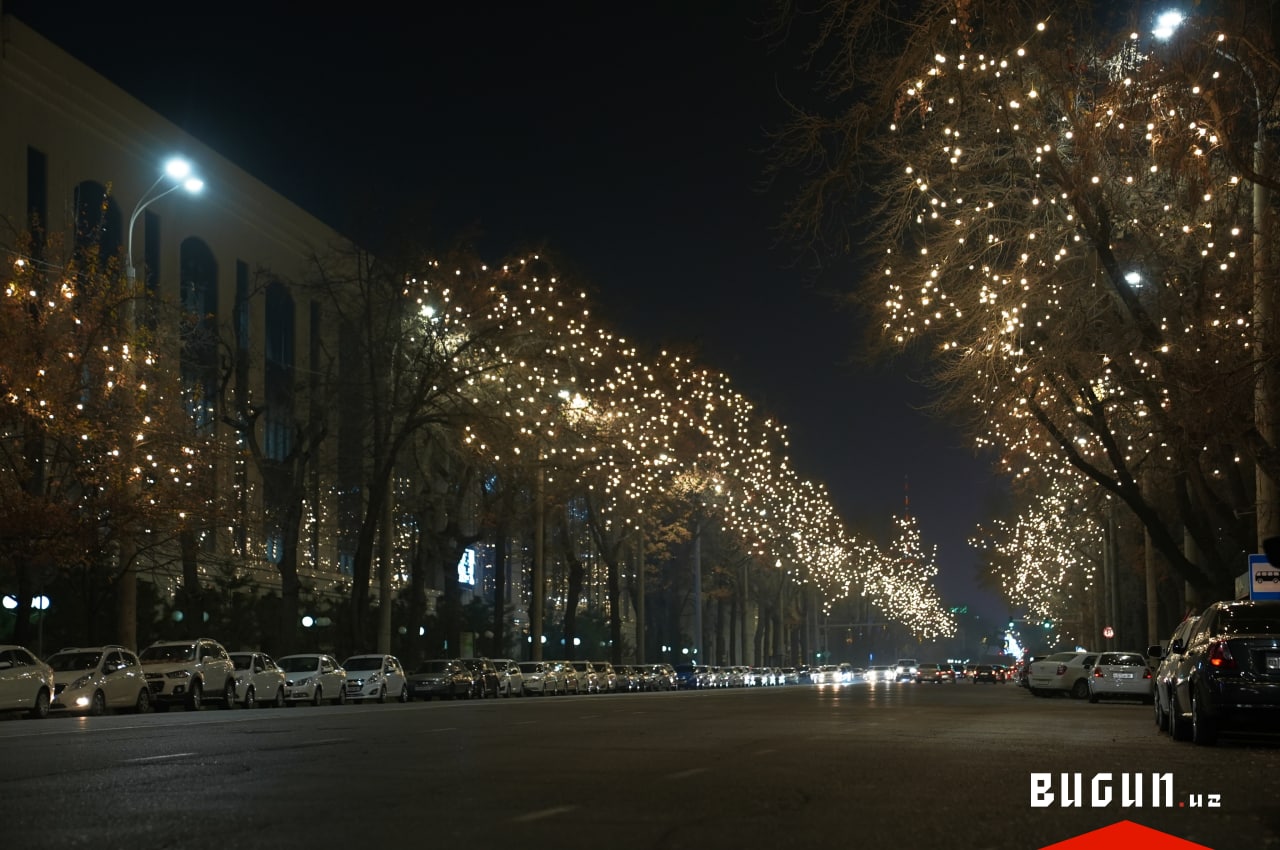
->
972;664;998;683
459;658;500;699
1160;600;1280;745
407;660;473;701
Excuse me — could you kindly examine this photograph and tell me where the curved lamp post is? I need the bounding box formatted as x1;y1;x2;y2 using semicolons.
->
1154;11;1277;551
125;157;203;285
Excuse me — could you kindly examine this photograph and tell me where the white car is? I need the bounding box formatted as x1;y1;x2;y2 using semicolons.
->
492;658;525;697
517;661;561;695
866;665;894;683
277;654;347;705
138;638;237;711
47;645;151;715
341;654;408;703
0;644;53;718
229;652;287;709
1087;651;1154;704
894;658;919;682
1027;651;1100;699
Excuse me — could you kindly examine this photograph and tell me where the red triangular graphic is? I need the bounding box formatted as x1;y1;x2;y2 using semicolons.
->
1040;820;1213;850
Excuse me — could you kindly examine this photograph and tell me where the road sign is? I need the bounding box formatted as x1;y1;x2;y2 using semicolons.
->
1249;554;1280;601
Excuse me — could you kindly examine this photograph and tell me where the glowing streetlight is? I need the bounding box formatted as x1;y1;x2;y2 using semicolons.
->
125;157;203;285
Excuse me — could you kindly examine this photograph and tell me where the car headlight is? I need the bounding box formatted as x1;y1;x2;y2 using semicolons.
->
71;674;93;690
166;670;191;679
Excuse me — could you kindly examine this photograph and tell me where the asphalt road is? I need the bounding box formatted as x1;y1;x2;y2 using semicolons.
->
3;681;1278;850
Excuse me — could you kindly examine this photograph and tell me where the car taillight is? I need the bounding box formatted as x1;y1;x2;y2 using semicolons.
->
1092;667;1103;677
1143;669;1152;679
1055;664;1067;676
1207;641;1237;669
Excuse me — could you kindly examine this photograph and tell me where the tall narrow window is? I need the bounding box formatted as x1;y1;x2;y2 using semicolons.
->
179;237;219;433
72;180;122;276
25;147;47;254
264;281;295;462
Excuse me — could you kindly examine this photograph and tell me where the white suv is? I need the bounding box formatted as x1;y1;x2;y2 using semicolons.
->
341;654;408;703
139;638;237;711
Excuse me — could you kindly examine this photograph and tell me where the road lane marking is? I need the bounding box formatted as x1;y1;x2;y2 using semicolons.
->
665;767;709;780
125;752;196;763
511;805;579;823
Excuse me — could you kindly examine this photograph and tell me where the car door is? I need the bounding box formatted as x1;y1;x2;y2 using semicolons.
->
1175;609;1217;713
321;655;342;693
101;649;129;706
0;648;37;709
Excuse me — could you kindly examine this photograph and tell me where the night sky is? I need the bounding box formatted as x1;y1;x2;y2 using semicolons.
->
5;2;1007;623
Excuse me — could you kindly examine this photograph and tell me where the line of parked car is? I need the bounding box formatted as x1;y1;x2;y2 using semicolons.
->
0;638;818;719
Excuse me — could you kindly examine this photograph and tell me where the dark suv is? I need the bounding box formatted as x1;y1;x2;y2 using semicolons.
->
1159;600;1280;745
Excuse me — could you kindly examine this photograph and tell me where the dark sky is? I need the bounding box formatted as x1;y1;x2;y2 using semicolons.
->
6;1;1006;623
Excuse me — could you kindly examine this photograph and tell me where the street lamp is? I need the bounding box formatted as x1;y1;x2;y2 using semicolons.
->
1154;12;1277;550
125;157;203;285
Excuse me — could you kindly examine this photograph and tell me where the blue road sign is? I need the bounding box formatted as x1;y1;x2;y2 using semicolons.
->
1249;554;1280;601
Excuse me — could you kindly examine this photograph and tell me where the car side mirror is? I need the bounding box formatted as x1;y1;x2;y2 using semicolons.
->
1169;639;1184;654
1146;645;1163;659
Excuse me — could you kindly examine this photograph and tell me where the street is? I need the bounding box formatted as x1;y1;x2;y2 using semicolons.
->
3;681;1279;849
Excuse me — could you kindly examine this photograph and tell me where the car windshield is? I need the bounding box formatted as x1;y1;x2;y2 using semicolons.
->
343;657;380;671
48;651;101;672
140;644;195;663
415;661;452;674
1221;607;1280;635
278;656;320;673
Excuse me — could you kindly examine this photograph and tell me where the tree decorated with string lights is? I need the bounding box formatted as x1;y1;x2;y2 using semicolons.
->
774;0;1280;600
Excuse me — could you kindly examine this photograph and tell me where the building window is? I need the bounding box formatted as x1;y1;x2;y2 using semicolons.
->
72;180;121;275
25;147;47;253
179;237;219;433
265;281;295;461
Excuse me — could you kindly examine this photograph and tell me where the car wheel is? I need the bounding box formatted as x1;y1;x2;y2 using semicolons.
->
1088;689;1099;704
399;685;409;703
26;687;50;719
1070;679;1089;700
1191;687;1218;746
272;687;285;708
1154;693;1168;731
312;686;323;707
134;688;151;714
242;686;255;710
335;686;347;706
89;689;107;716
377;686;387;704
187;681;203;711
1169;690;1191;741
221;678;236;708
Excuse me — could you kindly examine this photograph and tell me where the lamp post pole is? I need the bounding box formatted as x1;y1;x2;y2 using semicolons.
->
115;158;203;650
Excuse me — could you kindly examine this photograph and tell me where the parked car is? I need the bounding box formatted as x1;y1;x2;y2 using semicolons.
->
491;658;525;697
549;661;582;694
459;658;500;699
342;654;408;703
1027;651;1099;699
1150;615;1201;732
0;644;53;718
1087;651;1154;704
47;645;150;715
138;638;237;711
570;660;602;693
517;661;561;695
407;659;473;700
613;664;640;692
1162;600;1280;745
277;653;347;705
592;660;620;692
228;651;287;709
674;663;704;689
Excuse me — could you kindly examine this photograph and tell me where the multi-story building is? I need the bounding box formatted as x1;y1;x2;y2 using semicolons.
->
0;14;352;632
